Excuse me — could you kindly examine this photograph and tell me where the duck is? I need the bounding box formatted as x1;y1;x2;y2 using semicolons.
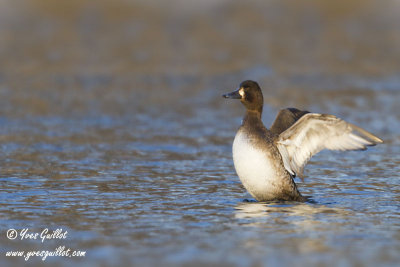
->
223;80;383;202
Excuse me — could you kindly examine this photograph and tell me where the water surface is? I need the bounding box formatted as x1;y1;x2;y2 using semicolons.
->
0;1;399;266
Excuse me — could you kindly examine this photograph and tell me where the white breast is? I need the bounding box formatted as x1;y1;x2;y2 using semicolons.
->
232;131;281;200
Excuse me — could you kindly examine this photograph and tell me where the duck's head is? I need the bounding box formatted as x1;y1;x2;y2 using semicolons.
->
223;80;264;114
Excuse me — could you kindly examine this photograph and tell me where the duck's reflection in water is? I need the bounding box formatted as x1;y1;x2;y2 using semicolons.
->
234;201;354;253
235;200;351;220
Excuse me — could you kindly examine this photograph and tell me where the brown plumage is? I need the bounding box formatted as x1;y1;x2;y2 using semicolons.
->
223;80;383;201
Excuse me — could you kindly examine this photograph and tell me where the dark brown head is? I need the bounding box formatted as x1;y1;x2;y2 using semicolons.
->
222;80;264;114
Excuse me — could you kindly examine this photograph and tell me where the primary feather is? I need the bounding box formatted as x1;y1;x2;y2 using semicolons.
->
276;113;383;178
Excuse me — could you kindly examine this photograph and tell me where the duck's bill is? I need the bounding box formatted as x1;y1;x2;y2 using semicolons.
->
222;89;241;99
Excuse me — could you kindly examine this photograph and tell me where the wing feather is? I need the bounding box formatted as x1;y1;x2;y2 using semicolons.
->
276;113;383;179
270;108;310;135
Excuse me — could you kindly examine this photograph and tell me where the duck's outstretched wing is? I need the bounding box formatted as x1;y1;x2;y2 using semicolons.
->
270;108;310;135
276;113;383;179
